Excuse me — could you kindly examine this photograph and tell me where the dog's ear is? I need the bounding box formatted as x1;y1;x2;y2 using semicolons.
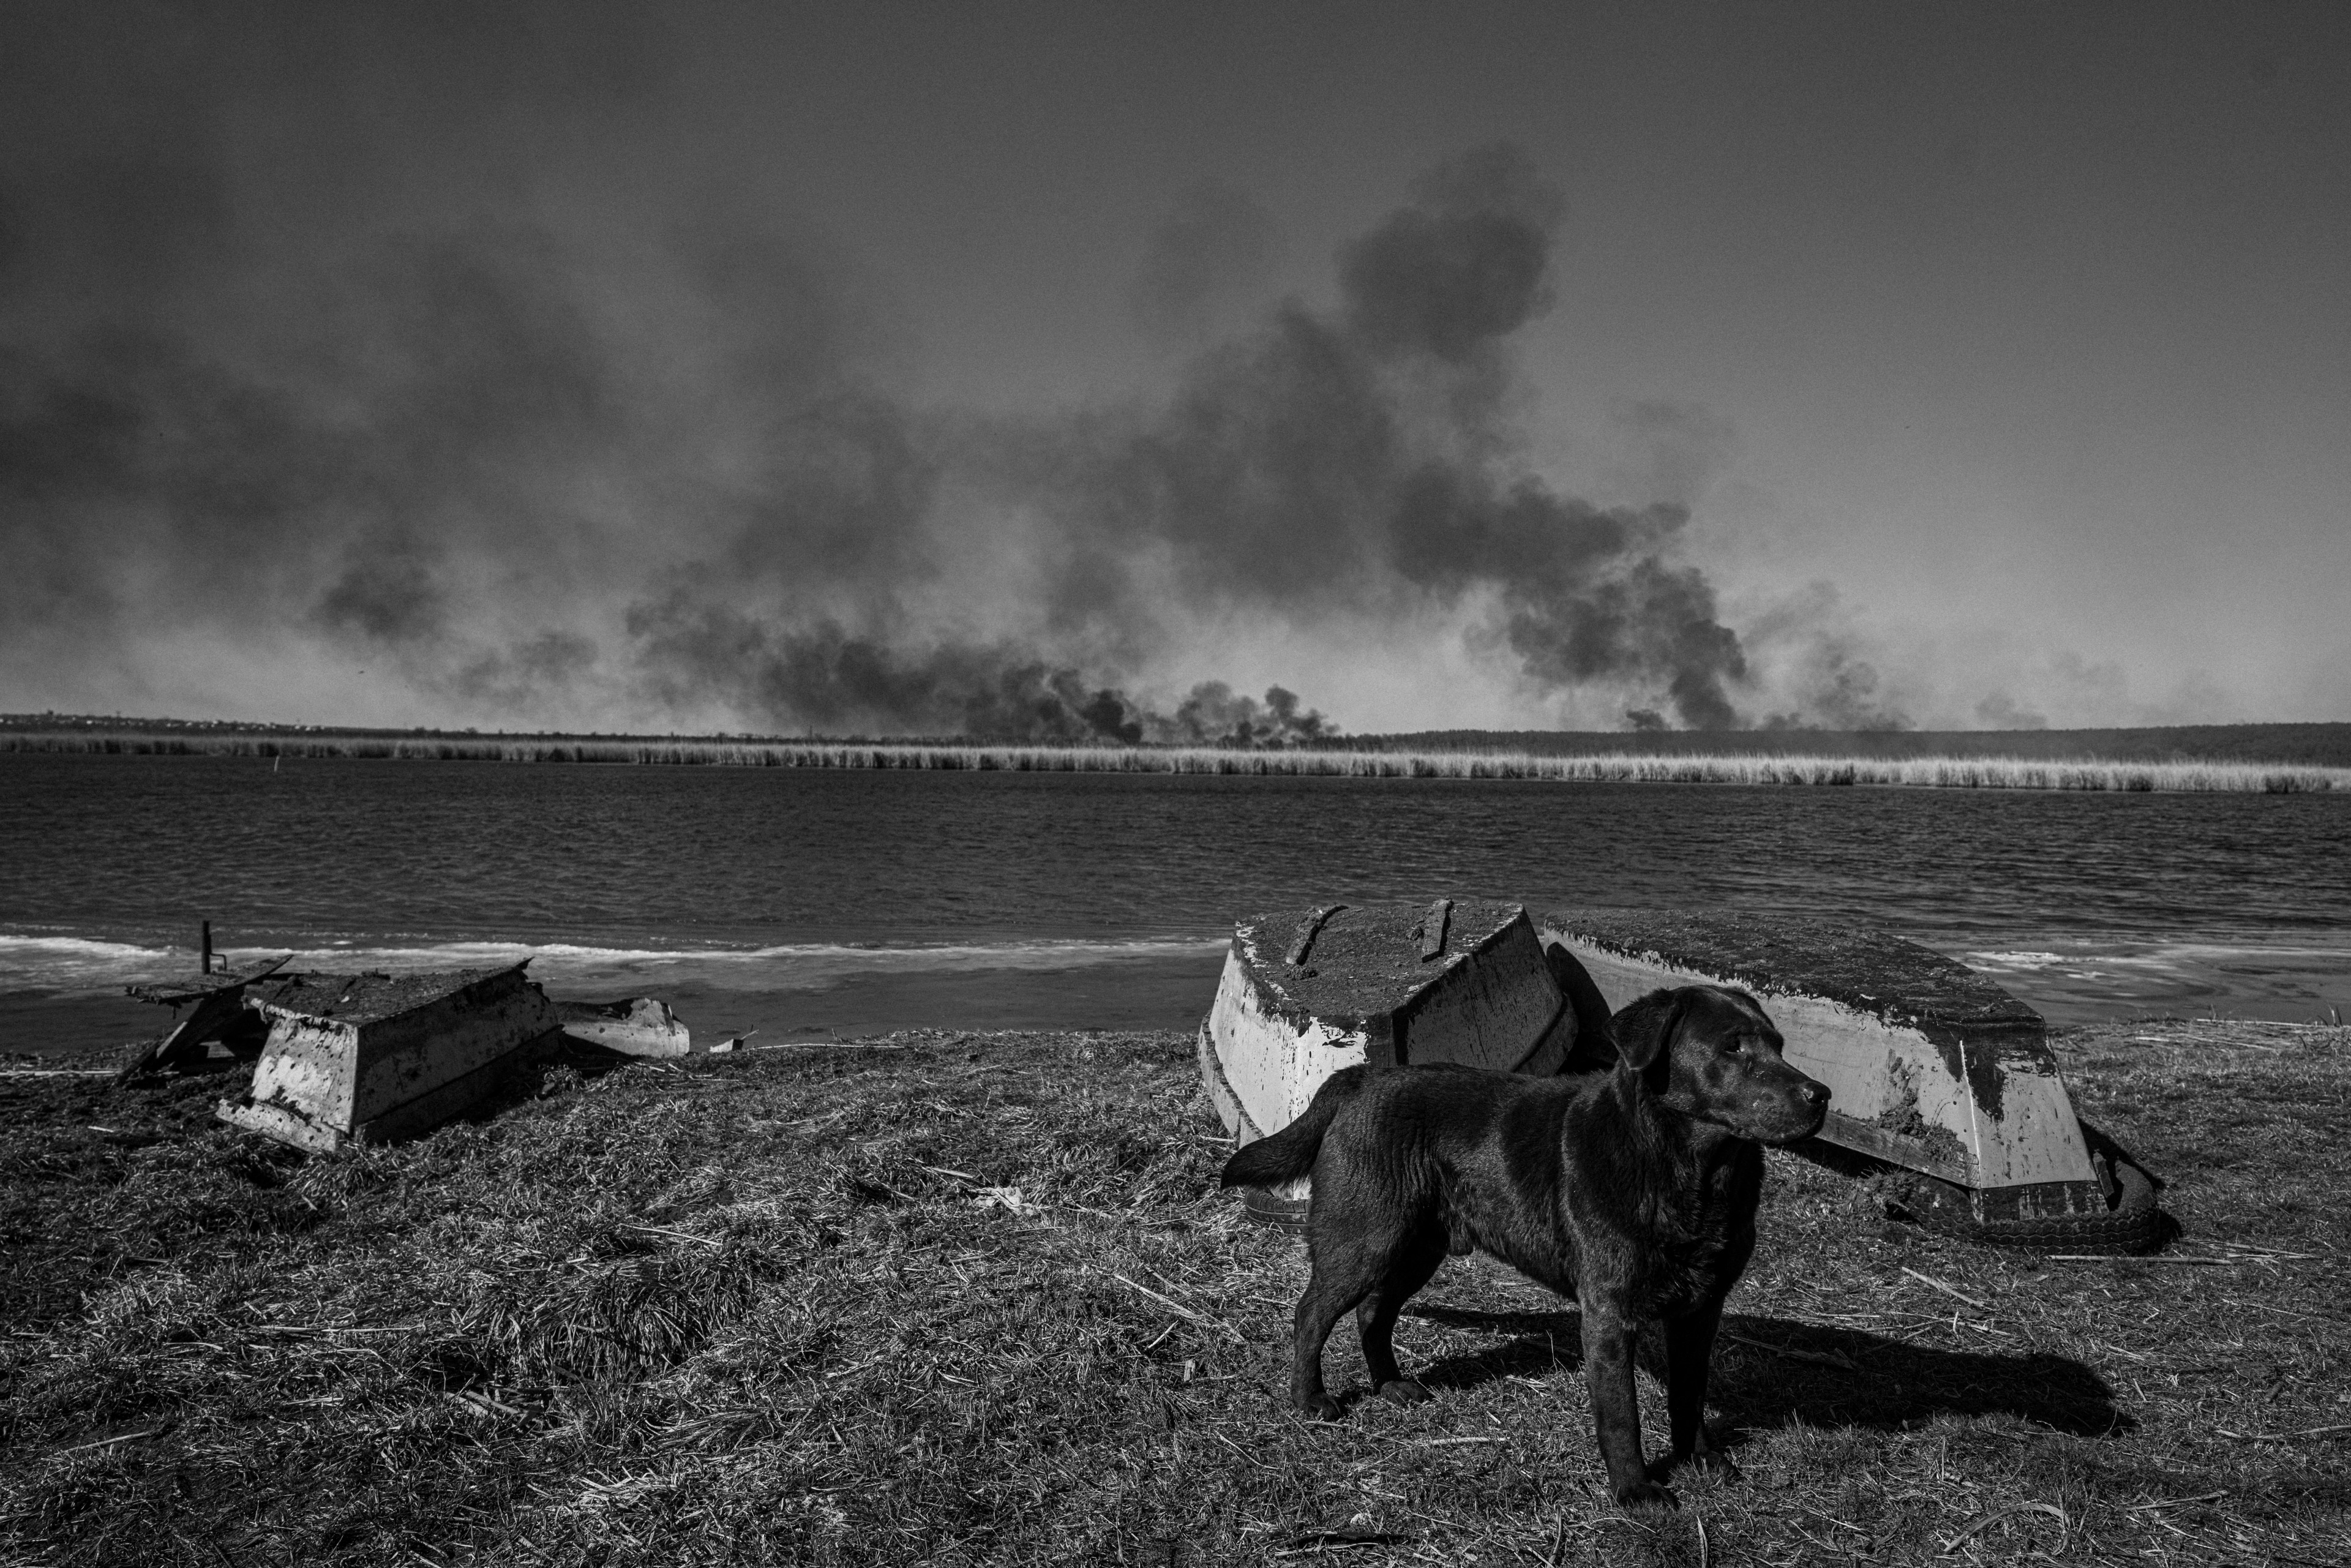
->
1608;989;1684;1093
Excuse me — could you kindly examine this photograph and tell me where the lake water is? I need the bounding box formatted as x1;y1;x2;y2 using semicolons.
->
3;753;2347;1055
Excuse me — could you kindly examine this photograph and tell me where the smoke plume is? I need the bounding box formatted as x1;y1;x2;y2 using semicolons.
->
0;6;1876;738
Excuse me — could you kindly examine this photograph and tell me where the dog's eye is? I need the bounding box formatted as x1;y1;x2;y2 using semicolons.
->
1721;1037;1745;1054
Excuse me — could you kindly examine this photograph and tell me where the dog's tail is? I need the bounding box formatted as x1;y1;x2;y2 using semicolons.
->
1218;1066;1367;1190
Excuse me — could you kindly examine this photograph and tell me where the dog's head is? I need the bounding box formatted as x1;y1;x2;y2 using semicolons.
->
1608;985;1829;1144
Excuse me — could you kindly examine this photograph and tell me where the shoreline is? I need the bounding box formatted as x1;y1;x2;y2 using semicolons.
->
9;932;2348;1070
6;732;2346;792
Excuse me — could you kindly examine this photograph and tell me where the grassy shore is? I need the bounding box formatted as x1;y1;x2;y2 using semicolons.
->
5;728;2346;793
1376;722;2351;770
4;1020;2346;1565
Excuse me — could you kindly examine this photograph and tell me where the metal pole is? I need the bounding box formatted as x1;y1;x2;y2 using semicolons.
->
201;920;213;975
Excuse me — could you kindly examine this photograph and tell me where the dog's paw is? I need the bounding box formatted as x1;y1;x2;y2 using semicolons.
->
1614;1480;1679;1512
1374;1378;1431;1405
1297;1394;1345;1422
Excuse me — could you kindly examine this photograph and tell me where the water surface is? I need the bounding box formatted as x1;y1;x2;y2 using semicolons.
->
4;754;2345;1049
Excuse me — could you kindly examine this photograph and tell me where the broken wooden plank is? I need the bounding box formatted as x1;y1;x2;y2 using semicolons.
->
125;953;292;1009
1284;904;1344;967
1417;898;1453;961
116;956;293;1079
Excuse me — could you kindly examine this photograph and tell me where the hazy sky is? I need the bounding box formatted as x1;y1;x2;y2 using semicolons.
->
4;1;2346;735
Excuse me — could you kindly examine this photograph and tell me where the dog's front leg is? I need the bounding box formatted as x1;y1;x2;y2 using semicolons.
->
1663;1299;1737;1480
1580;1300;1674;1510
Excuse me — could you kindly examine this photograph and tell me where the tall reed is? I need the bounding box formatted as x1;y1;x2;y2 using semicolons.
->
5;729;2344;792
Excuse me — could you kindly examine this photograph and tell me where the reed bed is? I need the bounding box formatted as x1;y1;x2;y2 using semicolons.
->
4;1021;2347;1565
7;728;2347;792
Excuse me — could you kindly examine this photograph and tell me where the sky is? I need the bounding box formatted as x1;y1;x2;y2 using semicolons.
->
2;1;2346;738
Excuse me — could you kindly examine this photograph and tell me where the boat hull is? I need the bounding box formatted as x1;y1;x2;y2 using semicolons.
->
217;964;561;1150
1536;910;2112;1228
1200;901;1575;1227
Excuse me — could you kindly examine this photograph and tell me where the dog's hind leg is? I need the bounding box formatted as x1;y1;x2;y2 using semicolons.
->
1289;1265;1371;1421
1663;1298;1738;1480
1356;1230;1445;1404
1292;1190;1413;1420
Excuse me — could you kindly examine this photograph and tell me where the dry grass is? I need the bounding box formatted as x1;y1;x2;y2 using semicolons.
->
6;729;2346;792
3;1021;2347;1566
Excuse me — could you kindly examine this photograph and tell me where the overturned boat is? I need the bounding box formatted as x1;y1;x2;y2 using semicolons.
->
555;996;694;1058
1539;910;2162;1251
217;963;562;1152
1202;900;2162;1252
1198;899;1583;1226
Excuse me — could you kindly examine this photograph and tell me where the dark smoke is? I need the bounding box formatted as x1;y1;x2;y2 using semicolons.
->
1339;144;1564;366
1171;683;1333;748
626;603;1329;745
0;7;1857;737
961;143;1754;729
313;537;444;643
449;629;602;710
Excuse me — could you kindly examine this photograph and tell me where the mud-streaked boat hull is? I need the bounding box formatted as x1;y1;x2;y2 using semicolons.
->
217;964;561;1152
1200;900;1577;1226
1536;910;2142;1239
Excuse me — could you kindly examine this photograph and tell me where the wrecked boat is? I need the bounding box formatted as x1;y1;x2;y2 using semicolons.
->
1539;910;2162;1251
216;963;562;1152
1202;900;2162;1253
555;996;694;1058
121;954;290;1076
1198;899;1581;1226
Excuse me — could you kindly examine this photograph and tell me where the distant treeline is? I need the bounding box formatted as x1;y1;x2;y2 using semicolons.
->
1360;722;2351;769
3;722;2345;792
9;712;2349;766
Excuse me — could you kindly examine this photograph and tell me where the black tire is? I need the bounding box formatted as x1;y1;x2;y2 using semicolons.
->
1799;1119;2170;1255
1888;1153;2165;1255
1239;1187;1311;1232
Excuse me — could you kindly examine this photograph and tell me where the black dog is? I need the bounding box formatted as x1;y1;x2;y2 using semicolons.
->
1220;985;1828;1510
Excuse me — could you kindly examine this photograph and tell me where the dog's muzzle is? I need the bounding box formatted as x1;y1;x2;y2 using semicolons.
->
1749;1075;1831;1144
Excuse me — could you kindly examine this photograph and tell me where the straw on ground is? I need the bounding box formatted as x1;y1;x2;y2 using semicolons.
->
3;1018;2347;1564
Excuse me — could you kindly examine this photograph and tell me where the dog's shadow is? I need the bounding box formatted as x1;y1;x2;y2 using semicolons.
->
1401;1303;2124;1438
